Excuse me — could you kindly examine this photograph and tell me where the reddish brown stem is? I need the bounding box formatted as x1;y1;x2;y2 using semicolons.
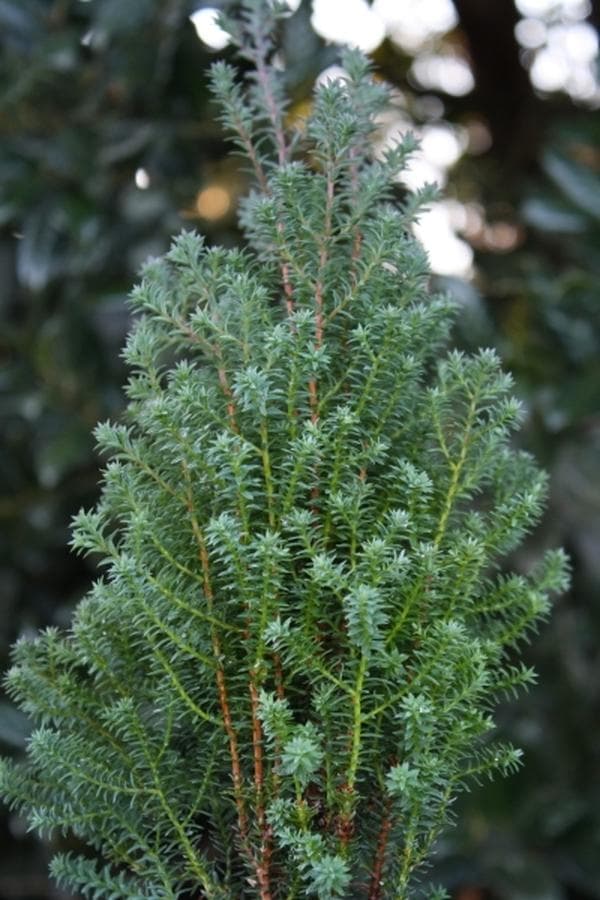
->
270;653;285;799
217;365;239;433
252;36;287;166
182;468;256;886
368;800;394;900
233;52;292;315
308;378;319;425
215;665;250;841
277;222;295;316
334;780;357;852
229;108;269;194
249;677;266;828
282;260;294;315
193;520;249;842
249;676;273;900
315;279;324;347
186;462;274;896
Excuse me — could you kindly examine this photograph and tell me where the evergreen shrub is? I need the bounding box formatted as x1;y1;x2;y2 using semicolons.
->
0;3;568;897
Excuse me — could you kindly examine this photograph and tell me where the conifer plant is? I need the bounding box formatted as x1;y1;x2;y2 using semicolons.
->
0;3;569;898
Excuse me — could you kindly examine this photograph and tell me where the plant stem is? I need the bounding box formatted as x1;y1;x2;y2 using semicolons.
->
368;799;393;900
338;654;367;853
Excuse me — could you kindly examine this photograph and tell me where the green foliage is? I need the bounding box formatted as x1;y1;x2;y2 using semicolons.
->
0;2;568;897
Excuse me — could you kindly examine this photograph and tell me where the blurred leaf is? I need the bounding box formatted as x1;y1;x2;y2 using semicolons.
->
494;862;566;900
33;420;92;490
98;121;157;165
521;196;586;234
543;150;600;222
0;0;42;42
95;0;156;34
16;202;66;291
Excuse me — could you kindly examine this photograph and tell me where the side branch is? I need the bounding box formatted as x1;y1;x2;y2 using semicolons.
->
248;21;288;166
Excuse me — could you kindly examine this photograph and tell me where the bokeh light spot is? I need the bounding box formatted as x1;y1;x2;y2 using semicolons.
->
275;0;302;13
195;185;231;220
189;8;230;51
315;65;349;88
411;54;475;96
515;17;547;48
516;0;591;15
414;203;474;277
374;0;458;51
551;22;598;62
421;124;464;169
135;168;150;190
311;0;386;53
530;46;572;91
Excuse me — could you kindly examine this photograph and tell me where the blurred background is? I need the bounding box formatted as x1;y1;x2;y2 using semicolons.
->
0;0;599;896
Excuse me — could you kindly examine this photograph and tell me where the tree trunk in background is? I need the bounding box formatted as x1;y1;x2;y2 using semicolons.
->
452;0;541;169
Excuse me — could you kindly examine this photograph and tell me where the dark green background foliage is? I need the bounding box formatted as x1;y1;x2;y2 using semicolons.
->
0;0;598;897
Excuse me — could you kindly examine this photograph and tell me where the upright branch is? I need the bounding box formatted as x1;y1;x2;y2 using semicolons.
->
309;161;334;425
182;465;251;854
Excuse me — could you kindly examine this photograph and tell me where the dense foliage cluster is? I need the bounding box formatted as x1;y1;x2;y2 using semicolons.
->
0;3;568;898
